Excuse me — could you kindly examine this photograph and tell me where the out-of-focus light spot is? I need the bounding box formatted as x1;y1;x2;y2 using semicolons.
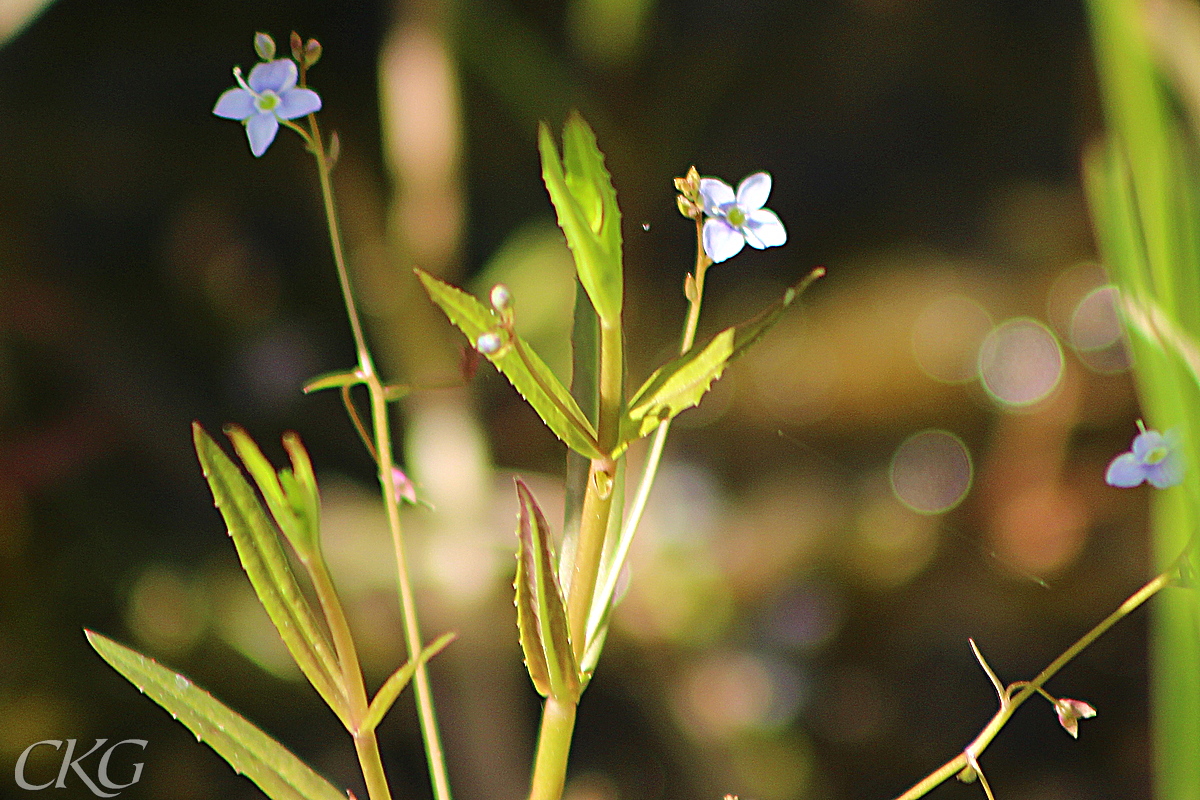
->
125;563;207;657
1069;285;1129;374
211;569;300;681
673;652;804;742
978;318;1064;408
564;772;619;800
1046;261;1108;336
889;430;973;514
0;690;74;762
850;489;940;588
911;293;993;383
728;732;814;800
991;484;1087;578
763;582;843;652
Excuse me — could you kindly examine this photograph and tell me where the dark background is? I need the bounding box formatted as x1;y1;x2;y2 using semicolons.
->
0;1;1155;799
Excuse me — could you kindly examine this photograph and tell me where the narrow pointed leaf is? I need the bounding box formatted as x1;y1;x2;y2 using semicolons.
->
361;632;457;733
225;426;316;558
416;269;602;458
193;424;345;720
539;117;623;324
618;272;820;450
514;479;579;701
302;370;363;394
621;327;734;445
86;630;345;800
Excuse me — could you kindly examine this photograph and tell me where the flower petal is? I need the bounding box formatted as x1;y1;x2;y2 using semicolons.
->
700;178;735;217
703;218;746;263
742;208;787;249
213;88;256;120
276;87;322;119
736;172;772;211
1105;452;1147;488
1131;429;1168;460
1147;454;1184;488
248;58;298;94
245;112;280;157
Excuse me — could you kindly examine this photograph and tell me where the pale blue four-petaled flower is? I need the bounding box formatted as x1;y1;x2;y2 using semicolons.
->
1106;425;1183;489
699;172;788;263
213;59;321;157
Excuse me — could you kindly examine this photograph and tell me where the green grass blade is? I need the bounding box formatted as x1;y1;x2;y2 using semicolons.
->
85;631;346;800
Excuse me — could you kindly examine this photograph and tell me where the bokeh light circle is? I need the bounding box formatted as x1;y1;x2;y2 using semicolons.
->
978;318;1063;407
889;429;973;514
1069;285;1129;374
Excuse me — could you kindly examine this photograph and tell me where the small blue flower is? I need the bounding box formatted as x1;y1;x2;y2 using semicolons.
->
1106;424;1183;488
213;59;321;156
699;172;787;263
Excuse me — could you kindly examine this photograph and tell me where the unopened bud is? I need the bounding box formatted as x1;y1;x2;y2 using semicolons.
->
290;31;304;62
490;284;512;313
254;32;277;61
476;331;503;355
304;38;323;68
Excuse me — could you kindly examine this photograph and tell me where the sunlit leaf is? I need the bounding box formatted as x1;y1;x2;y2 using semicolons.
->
514;479;579;701
416;269;602;458
539;115;623;324
86;631;346;800
361;632;456;733
192;424;346;720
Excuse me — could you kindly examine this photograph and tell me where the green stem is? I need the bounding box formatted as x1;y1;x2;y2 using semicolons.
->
305;114;452;800
893;566;1175;800
587;219;711;644
528;697;577;800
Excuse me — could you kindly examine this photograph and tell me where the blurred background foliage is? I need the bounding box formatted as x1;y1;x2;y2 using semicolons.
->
0;0;1159;799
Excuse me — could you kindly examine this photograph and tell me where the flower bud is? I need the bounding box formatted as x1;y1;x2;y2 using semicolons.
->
254;32;276;61
490;284;512;313
304;38;323;68
1054;698;1096;739
290;31;304;63
476;331;503;355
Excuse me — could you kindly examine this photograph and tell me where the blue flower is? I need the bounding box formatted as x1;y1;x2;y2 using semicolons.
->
699;172;787;263
213;59;321;156
1106;425;1183;488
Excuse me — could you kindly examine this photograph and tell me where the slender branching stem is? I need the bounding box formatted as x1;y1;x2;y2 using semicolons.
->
893;565;1177;800
303;112;452;800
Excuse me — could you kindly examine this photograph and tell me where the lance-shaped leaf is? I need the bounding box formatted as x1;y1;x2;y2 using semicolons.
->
514;479;579;701
224;426;319;560
618;271;822;451
192;424;346;722
539;114;623;324
86;631;346;800
417;269;603;458
361;632;457;734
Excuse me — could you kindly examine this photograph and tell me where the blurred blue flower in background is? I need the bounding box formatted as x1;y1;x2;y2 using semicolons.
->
213;59;321;156
1106;425;1183;489
699;172;787;263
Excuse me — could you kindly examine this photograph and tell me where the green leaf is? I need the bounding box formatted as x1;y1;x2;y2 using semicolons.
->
538;115;623;324
514;479;579;701
618;271;821;451
416;268;602;458
622;327;735;444
361;632;456;733
192;424;346;721
302;369;363;394
86;630;346;800
224;426;318;559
